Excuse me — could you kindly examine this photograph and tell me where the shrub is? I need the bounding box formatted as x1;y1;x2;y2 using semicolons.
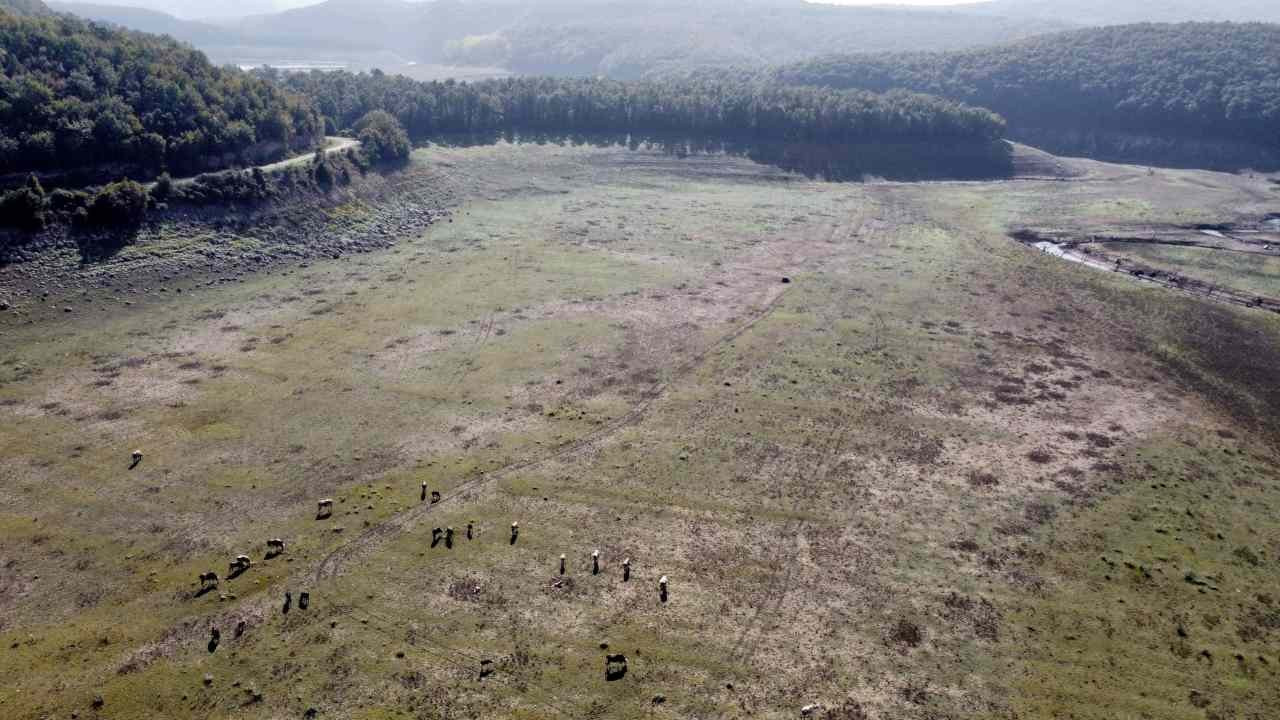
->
355;110;411;164
49;188;90;214
88;179;148;226
313;151;334;187
152;172;173;201
0;174;48;230
172;170;273;205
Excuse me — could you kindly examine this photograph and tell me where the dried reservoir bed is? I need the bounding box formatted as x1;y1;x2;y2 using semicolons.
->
1;143;1278;720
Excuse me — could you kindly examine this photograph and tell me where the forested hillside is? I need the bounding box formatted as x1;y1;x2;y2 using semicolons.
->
959;0;1280;25
0;0;50;16
775;23;1280;158
440;0;1069;79
165;0;1067;79
47;2;239;47
274;71;1007;144
0;11;322;181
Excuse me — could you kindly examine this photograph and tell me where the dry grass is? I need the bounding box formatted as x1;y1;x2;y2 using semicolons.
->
0;143;1277;719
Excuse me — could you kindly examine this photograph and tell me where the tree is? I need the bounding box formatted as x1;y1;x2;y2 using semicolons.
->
355;110;412;163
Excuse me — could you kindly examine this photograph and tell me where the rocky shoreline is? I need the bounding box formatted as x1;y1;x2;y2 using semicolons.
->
0;163;456;326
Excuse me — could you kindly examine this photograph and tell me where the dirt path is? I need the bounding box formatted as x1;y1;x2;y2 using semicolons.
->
150;136;360;189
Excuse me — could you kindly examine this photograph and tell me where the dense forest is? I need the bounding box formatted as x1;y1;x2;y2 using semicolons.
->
969;0;1280;25
273;71;1007;145
0;10;322;181
773;23;1280;154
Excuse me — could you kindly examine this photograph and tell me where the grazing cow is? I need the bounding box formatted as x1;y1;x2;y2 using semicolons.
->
605;653;628;681
431;491;441;504
229;555;251;575
622;558;631;583
130;450;143;469
658;575;669;603
466;521;474;540
420;482;427;502
266;538;285;556
510;522;519;544
432;527;443;547
592;550;600;576
298;591;310;610
199;571;219;590
559;554;567;575
317;499;334;518
445;526;454;548
801;703;824;717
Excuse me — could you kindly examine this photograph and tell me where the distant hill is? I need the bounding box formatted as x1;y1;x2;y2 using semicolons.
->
775;22;1280;169
54;0;292;21
60;0;1073;79
0;0;52;16
445;0;1073;78
48;2;237;45
957;0;1280;24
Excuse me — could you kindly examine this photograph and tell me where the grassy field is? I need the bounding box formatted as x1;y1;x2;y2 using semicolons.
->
1;142;1278;719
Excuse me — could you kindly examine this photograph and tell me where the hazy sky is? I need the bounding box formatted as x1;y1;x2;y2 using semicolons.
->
75;0;983;21
819;1;973;4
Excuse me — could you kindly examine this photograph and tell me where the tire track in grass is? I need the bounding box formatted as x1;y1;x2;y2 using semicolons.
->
330;601;578;718
313;279;794;582
705;425;848;716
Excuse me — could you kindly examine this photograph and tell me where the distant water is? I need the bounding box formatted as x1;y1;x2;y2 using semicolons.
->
425;132;1016;183
237;62;349;72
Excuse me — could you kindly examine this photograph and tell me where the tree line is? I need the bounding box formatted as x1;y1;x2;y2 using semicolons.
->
772;22;1280;150
269;70;1007;145
0;11;322;180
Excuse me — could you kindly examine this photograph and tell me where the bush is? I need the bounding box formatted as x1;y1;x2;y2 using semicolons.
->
49;188;89;214
355;110;411;164
152;172;173;201
87;179;148;226
0;174;48;230
313;149;334;187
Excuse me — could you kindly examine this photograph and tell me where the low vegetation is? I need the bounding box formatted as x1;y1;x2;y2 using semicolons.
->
0;142;1276;719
